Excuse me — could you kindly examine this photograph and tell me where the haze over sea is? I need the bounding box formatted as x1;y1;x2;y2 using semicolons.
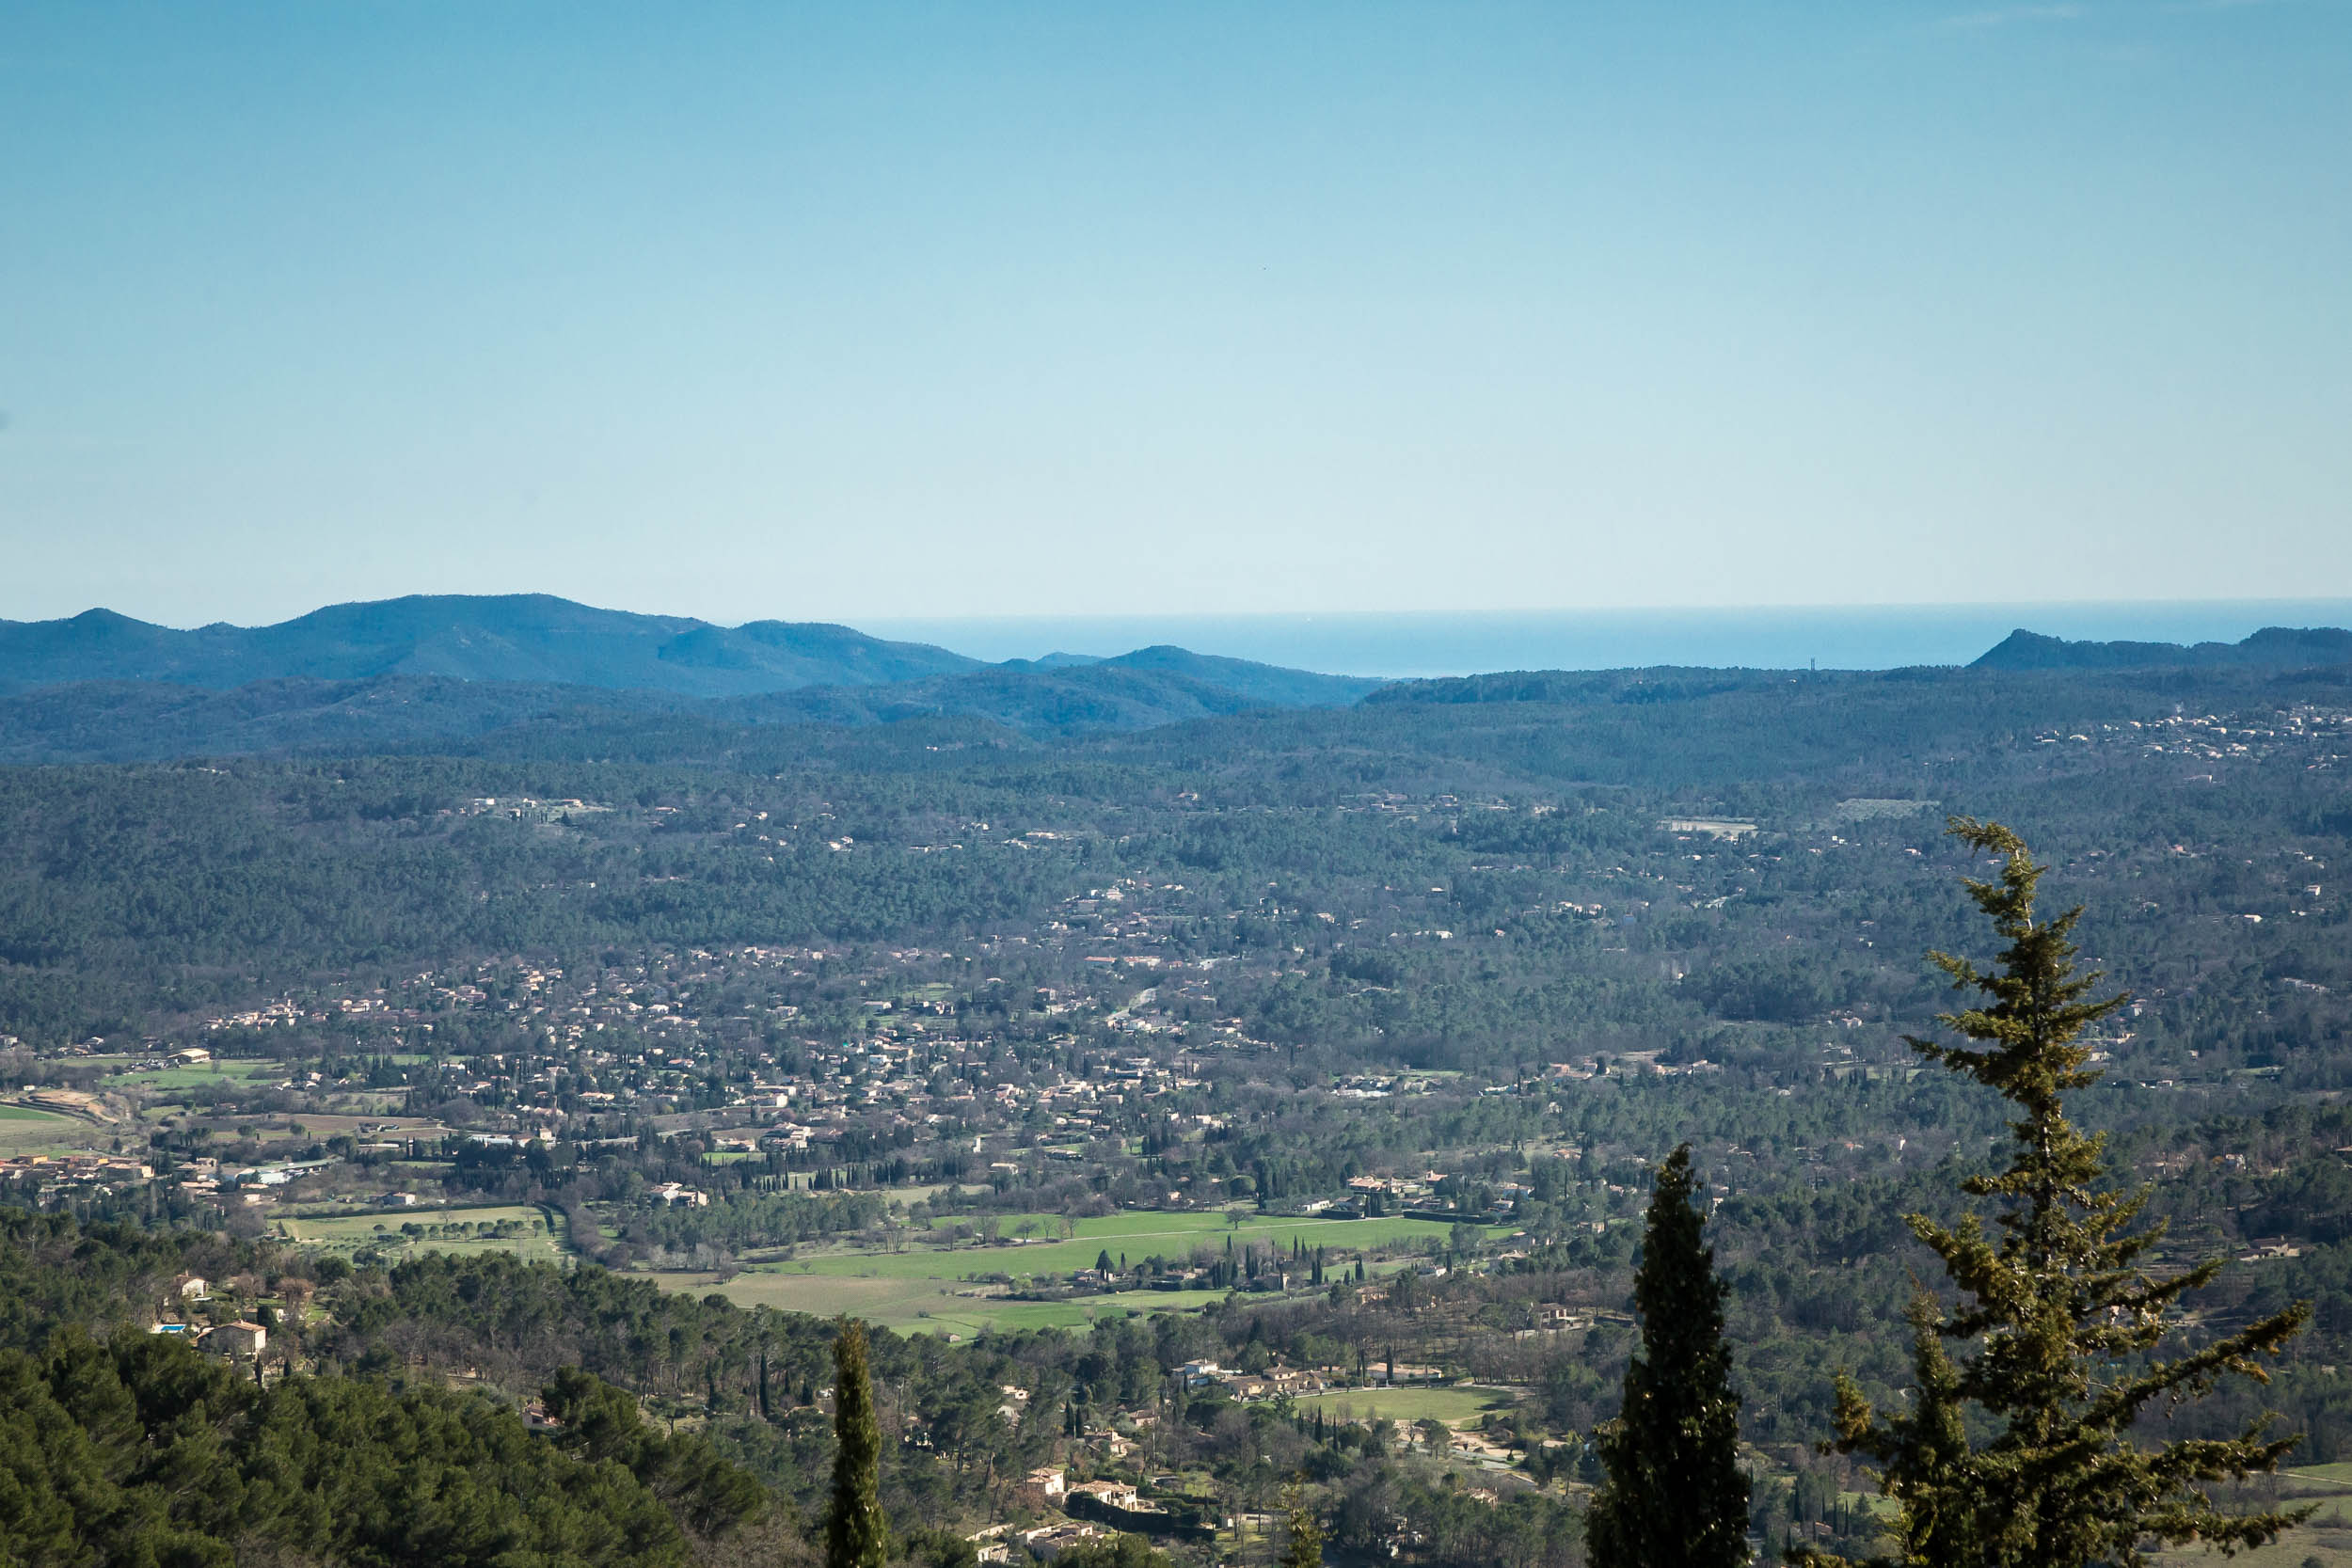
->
868;600;2352;681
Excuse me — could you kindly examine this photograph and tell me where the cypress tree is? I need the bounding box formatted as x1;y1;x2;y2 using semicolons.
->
826;1317;888;1568
1807;819;2312;1568
1587;1143;1751;1568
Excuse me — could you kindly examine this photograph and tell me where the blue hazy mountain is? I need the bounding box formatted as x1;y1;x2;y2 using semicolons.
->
0;594;1387;760
0;594;984;697
1972;626;2352;672
0;595;1389;711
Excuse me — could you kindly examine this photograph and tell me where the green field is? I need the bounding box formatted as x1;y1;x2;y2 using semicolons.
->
658;1207;1506;1337
279;1204;570;1266
2151;1510;2352;1568
688;1271;1210;1335
2295;1464;2352;1489
907;1291;1194;1336
1289;1386;1518;1428
789;1209;1503;1283
251;1114;434;1137
0;1105;98;1154
102;1061;280;1089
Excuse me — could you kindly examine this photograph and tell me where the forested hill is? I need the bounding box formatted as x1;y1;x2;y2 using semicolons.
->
0;596;1386;758
0;596;1382;709
1972;625;2352;672
4;629;2351;1566
0;657;1386;762
0;1211;771;1568
0;595;981;696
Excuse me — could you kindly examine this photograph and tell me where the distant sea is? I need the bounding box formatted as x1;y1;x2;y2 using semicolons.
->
863;600;2352;680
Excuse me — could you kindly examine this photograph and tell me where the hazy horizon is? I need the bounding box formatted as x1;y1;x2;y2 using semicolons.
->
12;591;2352;681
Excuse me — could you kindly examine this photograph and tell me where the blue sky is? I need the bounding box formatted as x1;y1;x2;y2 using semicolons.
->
3;2;2346;627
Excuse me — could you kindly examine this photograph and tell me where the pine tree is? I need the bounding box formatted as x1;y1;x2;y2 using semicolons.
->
826;1317;888;1568
1807;819;2312;1568
1586;1143;1751;1568
1279;1483;1324;1568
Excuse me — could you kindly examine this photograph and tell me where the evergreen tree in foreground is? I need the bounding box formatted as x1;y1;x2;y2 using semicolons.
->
1587;1143;1752;1568
1280;1482;1325;1568
827;1317;889;1568
1805;818;2311;1568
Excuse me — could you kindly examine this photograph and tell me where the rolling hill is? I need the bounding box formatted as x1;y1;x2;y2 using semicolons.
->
0;596;1386;760
1972;626;2352;672
0;595;982;697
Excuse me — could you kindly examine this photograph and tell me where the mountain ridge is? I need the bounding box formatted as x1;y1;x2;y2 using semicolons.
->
0;594;982;697
0;595;1391;718
1971;625;2352;672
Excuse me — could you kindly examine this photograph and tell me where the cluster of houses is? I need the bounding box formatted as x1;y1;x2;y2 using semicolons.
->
1174;1358;1340;1399
0;1150;153;1200
968;1472;1181;1562
949;1355;1462;1565
166;1154;342;1208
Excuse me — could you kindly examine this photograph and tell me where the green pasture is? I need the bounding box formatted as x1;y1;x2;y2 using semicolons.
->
654;1206;1501;1338
675;1271;1204;1336
258;1114;431;1137
909;1291;1189;1337
819;1209;1504;1283
103;1061;280;1089
0;1105;101;1154
2152;1508;2352;1568
2295;1464;2352;1489
1288;1386;1518;1428
279;1204;569;1265
685;1272;949;1324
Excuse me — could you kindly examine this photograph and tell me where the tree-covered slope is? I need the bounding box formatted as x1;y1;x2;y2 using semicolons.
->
0;594;981;697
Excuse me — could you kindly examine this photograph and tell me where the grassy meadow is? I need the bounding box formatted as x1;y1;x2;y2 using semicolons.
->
660;1207;1508;1337
0;1104;103;1155
679;1273;1196;1335
278;1203;571;1266
797;1208;1500;1280
101;1060;282;1089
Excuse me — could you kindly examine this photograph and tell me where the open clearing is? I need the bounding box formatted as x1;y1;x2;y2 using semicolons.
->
255;1114;434;1137
905;1291;1196;1336
2152;1513;2352;1568
684;1271;1210;1335
0;1105;98;1154
102;1061;281;1089
278;1203;570;1266
657;1207;1504;1337
782;1210;1504;1283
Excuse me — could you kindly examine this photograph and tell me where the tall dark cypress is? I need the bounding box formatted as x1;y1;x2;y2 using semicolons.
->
826;1318;887;1568
1586;1144;1750;1568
